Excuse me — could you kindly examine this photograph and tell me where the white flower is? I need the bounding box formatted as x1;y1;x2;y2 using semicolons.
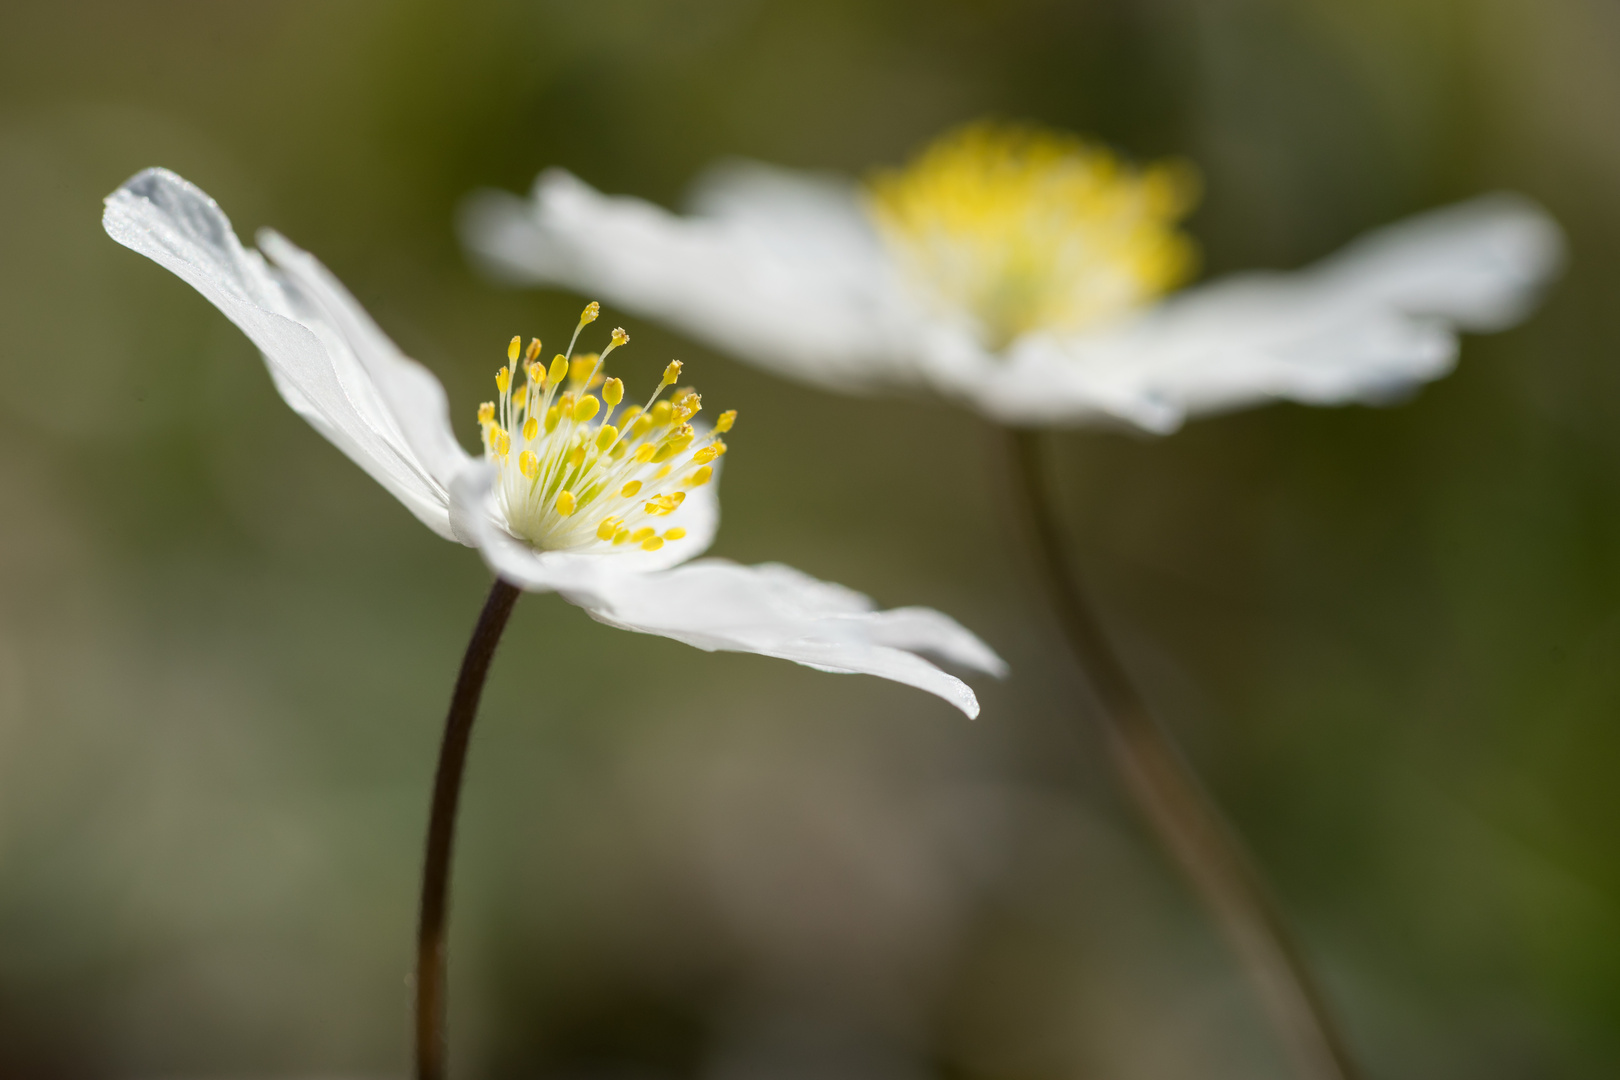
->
461;121;1565;433
103;168;1005;716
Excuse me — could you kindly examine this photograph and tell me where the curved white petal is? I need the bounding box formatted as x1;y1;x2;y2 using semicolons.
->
103;168;473;540
578;559;1004;718
458;166;924;392
985;194;1565;431
449;469;1001;716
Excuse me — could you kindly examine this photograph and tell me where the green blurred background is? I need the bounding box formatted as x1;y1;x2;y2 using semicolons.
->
2;0;1617;1076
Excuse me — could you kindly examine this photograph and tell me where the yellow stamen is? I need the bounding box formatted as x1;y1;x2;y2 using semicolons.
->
641;536;664;552
572;395;600;422
548;355;570;385
597;516;622;541
630;527;655;543
556;490;576;516
620;480;642;497
661;360;682;386
865;120;1199;348
523;416;539;441
519;450;539;479
686;466;713;487
495;366;511;394
603;377;624;406
713;410;736;434
507;336;521;362
478;402;495;424
595;424;619;451
664;528;687;541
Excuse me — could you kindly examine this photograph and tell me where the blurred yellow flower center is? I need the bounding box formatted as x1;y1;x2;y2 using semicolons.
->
477;303;734;553
865;121;1200;349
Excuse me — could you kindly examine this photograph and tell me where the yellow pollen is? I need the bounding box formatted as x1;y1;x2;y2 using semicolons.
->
581;301;600;324
865;119;1199;348
610;327;629;347
713;410;736;434
475;310;737;556
686;466;713;487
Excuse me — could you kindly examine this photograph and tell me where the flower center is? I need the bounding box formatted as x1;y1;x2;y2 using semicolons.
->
864;121;1200;350
478;303;734;554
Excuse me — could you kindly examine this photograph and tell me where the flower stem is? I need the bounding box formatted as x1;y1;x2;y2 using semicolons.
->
999;426;1359;1080
416;577;522;1080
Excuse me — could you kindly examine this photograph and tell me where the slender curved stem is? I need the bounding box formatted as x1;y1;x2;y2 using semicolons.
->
999;426;1359;1080
416;578;522;1080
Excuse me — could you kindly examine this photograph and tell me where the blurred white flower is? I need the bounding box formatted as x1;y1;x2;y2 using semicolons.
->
461;121;1565;432
103;168;1004;715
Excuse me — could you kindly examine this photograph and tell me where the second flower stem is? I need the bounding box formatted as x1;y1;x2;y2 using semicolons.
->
1000;426;1359;1080
416;577;522;1080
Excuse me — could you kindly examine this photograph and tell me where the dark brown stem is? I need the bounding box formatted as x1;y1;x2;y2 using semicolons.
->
416;578;522;1080
999;426;1359;1080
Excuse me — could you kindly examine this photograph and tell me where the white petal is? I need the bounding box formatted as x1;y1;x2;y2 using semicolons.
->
103;168;470;540
576;559;1006;718
458;166;923;392
986;194;1565;430
256;230;476;493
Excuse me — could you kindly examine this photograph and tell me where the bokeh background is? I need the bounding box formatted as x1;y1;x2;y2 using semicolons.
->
2;0;1618;1077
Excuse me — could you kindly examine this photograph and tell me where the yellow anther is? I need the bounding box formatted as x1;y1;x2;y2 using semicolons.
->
649;401;674;427
612;528;630;545
507;336;521;362
556;490;577;516
495;366;512;394
519;450;539;479
544;404;561;433
567;445;586;468
630;527;655;543
714;410;736;434
573;395;601;422
478;402;495;425
715;440;728;455
650;443;675;464
620;480;642;497
549;355;569;384
610;327;629;347
655;464;672;479
603;377;624;406
491;428;510;457
596;517;622;541
692;445;719;465
661;360;683;385
633;444;656;463
570;355;598;384
664;527;687;541
595;424;619;450
641;536;665;552
523;416;539;441
628;414;654;440
580;301;600;325
610;442;628;461
686;465;714;487
525;337;543;363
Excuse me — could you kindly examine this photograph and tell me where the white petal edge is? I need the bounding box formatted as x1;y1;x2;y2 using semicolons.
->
103;168;472;541
457;166;925;392
450;469;1003;717
980;194;1565;431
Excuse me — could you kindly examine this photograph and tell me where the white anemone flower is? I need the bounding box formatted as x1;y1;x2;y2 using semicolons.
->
461;121;1564;432
103;168;1005;717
